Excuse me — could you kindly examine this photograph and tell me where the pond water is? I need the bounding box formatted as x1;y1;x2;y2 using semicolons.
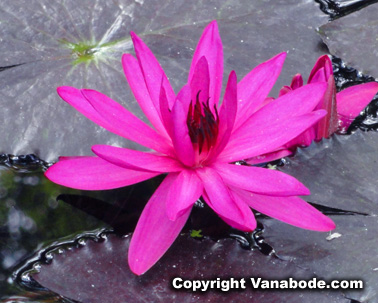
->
1;0;378;302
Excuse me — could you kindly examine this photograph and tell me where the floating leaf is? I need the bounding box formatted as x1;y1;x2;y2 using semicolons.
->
272;130;378;301
319;3;378;78
32;233;347;303
317;0;378;18
262;215;376;302
0;0;328;162
280;130;378;215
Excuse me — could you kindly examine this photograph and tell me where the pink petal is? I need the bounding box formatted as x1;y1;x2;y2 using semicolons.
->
218;110;327;163
235;52;286;129
159;82;174;138
128;174;191;275
308;67;327;83
57;86;117;132
284;127;316;150
233;189;336;231
170;86;195;167
229;191;257;231
240;82;327;129
57;86;172;155
278;74;303;97
122;54;169;137
211;71;237;158
246;149;293;165
130;32;176;109
314;76;338;140
45;156;158;190
166;170;203;221
190;56;210;107
224;82;327;157
213;163;310;196
91;145;184;173
196;167;255;232
80;89;174;155
278;85;293;97
188;20;223;108
337;81;378;130
290;73;304;90
308;55;333;83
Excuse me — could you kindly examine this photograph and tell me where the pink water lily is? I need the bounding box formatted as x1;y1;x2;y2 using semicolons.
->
45;21;335;275
276;56;378;160
248;55;378;164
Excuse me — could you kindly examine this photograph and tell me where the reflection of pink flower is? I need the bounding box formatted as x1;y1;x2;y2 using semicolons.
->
253;55;378;164
45;21;335;275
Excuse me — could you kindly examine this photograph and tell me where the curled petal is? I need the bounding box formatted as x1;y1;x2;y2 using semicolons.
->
128;174;191;275
233;189;336;232
45;156;158;190
213;163;310;196
91;145;184;173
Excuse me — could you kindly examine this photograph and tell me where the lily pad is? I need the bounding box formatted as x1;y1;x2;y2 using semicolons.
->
317;0;378;18
0;0;328;162
280;130;378;215
319;3;378;78
262;215;377;302
0;162;165;296
32;233;348;303
274;130;378;302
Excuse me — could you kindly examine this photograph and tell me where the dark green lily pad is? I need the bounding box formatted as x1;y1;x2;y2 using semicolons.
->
319;3;378;78
280;130;378;215
32;233;348;303
0;0;328;162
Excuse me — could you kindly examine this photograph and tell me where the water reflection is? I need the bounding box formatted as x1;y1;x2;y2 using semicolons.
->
0;165;107;298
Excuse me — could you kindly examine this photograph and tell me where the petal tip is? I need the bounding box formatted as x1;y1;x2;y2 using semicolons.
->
128;259;145;276
316;217;336;232
56;86;76;98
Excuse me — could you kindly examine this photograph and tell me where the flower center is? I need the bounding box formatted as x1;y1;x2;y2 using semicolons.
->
186;91;219;157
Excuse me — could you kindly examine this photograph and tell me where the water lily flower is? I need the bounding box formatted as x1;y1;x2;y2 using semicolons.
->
45;21;335;275
259;55;378;162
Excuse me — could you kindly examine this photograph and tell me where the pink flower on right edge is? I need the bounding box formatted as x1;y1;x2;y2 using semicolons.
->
249;55;378;164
